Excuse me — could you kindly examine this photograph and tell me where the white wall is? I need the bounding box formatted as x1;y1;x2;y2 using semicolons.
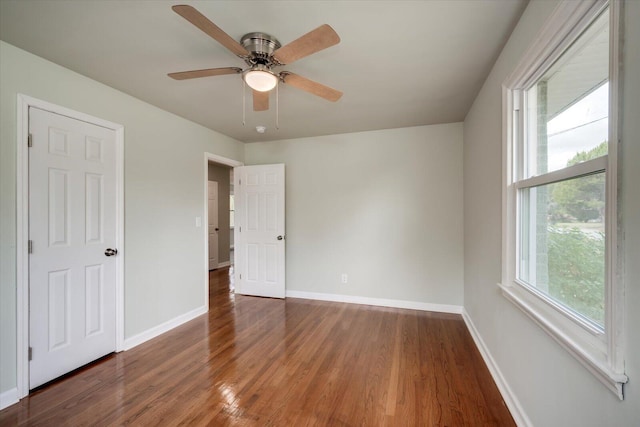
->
0;41;244;396
463;1;640;425
245;124;464;307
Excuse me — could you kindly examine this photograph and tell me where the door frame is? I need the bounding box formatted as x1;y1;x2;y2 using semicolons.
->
16;94;125;399
203;153;243;309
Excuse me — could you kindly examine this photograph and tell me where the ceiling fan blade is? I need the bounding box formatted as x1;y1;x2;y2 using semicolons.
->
168;67;242;80
281;72;343;102
273;24;340;65
172;5;249;57
253;90;269;111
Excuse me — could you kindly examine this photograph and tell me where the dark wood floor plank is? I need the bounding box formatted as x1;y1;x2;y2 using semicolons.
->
0;267;514;426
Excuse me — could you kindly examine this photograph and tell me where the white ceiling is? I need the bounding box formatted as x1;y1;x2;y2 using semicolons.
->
0;0;527;143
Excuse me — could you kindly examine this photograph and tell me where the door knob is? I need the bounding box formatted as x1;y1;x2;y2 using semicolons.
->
277;235;284;241
105;248;118;257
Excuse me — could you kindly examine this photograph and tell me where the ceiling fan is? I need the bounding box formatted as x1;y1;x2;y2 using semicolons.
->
168;5;343;112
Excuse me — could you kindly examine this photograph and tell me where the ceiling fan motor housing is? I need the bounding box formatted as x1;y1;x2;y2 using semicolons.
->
241;32;281;66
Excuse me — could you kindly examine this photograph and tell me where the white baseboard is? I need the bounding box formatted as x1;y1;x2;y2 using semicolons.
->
216;261;231;269
285;290;462;314
462;309;532;427
123;305;207;351
0;387;19;411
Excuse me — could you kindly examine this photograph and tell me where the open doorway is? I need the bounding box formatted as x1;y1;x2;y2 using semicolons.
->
207;162;233;270
204;153;243;308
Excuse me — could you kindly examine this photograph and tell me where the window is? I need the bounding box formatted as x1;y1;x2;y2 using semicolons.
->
519;10;609;330
501;0;626;398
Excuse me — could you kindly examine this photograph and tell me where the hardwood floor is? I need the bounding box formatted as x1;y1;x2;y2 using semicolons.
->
1;268;514;426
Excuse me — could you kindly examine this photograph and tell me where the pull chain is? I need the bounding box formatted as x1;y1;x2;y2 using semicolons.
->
242;80;246;126
276;82;279;130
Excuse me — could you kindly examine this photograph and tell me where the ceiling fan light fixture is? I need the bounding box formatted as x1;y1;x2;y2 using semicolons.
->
243;65;278;92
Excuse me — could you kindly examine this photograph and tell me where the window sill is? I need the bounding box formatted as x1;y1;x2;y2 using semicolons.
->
498;282;627;399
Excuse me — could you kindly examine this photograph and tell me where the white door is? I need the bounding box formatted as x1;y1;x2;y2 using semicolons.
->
234;164;285;298
29;107;117;388
208;180;219;270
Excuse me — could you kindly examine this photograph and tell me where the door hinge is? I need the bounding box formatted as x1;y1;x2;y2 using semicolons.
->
239;226;242;232
28;133;33;148
28;240;33;254
28;347;33;361
239;179;241;185
239;273;242;280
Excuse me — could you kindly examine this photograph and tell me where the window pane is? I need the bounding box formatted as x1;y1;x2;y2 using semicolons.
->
519;172;605;327
525;9;609;177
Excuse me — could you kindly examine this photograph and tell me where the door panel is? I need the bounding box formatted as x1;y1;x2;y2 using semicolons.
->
235;164;285;298
48;269;70;350
29;107;117;389
85;264;104;337
85;173;104;244
48;168;69;246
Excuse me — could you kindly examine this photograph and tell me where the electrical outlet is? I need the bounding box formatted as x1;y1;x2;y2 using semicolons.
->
341;273;348;284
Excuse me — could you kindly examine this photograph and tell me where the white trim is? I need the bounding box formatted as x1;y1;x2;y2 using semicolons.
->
0;388;19;411
203;153;243;309
16;94;30;399
123;305;207;351
513;278;604;336
15;94;125;399
500;0;626;399
503;0;609;89
215;261;231;269
499;282;626;399
115;125;125;353
502;86;516;291
285;290;462;314
515;156;607;189
462;310;532;427
606;0;624;375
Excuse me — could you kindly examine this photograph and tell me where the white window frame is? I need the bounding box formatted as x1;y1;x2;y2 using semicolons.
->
499;0;627;399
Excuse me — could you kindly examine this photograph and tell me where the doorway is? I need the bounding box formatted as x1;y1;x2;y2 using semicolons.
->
203;153;243;308
207;163;233;270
